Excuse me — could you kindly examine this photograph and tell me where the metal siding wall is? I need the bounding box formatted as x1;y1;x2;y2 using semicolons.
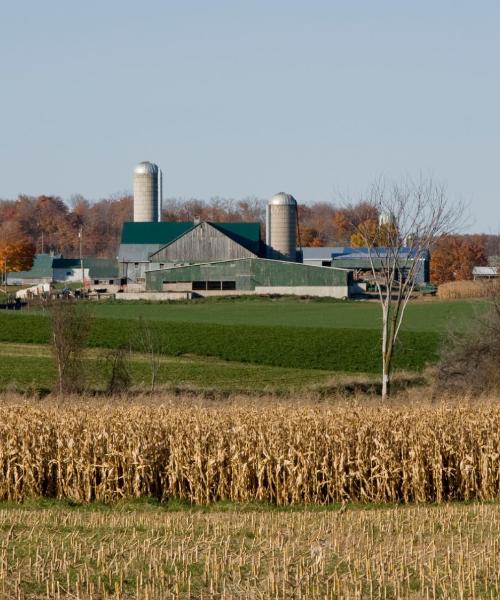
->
147;260;255;291
254;260;348;286
151;223;256;263
146;259;349;291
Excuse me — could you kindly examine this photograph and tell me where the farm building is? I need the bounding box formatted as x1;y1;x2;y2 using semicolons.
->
119;174;351;298
303;247;430;283
7;254;120;286
146;258;351;298
118;220;263;283
118;160;432;299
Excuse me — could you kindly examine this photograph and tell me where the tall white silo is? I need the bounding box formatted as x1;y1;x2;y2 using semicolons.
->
133;161;162;222
266;192;298;261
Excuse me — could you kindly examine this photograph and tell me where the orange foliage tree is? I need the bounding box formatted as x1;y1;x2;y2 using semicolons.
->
430;235;488;284
0;239;36;284
350;219;398;247
300;226;327;247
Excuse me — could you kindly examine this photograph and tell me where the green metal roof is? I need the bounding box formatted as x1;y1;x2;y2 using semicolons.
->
210;222;261;254
10;254;57;279
53;258;119;278
121;221;262;255
121;222;194;244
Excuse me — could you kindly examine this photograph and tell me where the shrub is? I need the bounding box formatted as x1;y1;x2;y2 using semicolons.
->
434;294;500;395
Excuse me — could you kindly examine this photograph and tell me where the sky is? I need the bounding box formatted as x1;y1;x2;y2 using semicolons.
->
0;0;499;233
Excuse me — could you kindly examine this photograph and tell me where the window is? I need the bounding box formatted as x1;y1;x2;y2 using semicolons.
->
193;280;236;291
134;263;139;267
321;261;332;267
94;280;99;285
109;280;113;284
66;271;72;276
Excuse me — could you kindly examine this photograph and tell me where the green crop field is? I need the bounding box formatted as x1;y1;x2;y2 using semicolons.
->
0;312;438;373
0;297;484;393
85;297;486;331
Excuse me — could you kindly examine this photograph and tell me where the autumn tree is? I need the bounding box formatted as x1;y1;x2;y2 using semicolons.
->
0;239;36;287
300;226;328;247
430;235;488;284
350;219;398;247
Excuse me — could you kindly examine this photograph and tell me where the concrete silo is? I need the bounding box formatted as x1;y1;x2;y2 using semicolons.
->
266;192;298;261
133;161;163;222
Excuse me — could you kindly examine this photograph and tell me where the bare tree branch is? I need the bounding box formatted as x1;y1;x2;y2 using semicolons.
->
346;177;466;399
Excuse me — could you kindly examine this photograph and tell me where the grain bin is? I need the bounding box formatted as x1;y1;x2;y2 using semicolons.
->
133;161;162;222
266;192;298;261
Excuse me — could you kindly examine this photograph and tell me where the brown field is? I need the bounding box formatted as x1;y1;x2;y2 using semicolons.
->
1;501;500;599
437;279;499;299
1;394;500;504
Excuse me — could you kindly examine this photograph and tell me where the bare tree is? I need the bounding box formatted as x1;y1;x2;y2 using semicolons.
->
349;178;464;399
48;299;93;395
135;318;162;393
106;345;132;394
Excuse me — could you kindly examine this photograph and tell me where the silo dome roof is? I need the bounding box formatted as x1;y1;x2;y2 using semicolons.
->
269;192;297;206
134;161;159;175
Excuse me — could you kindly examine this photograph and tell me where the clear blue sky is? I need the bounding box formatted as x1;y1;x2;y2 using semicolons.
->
1;0;498;232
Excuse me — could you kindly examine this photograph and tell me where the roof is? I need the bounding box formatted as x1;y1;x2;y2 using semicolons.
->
302;247;342;260
53;258;119;278
473;266;498;276
210;222;261;254
331;247;427;259
10;254;59;279
7;255;119;280
269;192;297;206
117;243;162;262
134;161;159;175
121;222;194;244
120;221;262;255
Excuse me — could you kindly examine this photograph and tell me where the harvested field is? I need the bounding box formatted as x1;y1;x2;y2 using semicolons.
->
1;501;500;599
1;397;499;504
437;279;499;299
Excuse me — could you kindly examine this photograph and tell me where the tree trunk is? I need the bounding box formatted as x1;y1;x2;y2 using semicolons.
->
381;303;397;401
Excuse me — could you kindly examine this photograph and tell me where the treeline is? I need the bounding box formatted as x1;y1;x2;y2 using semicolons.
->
0;194;498;284
0;194;381;257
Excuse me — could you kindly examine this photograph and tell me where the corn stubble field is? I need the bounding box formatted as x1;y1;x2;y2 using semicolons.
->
1;503;500;600
1;394;500;599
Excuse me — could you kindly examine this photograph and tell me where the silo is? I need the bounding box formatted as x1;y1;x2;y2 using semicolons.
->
133;161;162;222
266;192;298;261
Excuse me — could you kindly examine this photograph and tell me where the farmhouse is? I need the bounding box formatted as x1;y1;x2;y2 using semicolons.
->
7;254;120;286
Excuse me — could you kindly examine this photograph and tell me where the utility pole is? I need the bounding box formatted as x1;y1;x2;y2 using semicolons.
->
79;227;84;289
0;256;6;294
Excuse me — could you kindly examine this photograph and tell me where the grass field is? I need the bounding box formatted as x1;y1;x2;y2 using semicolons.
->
0;297;487;392
88;297;487;331
0;500;498;599
0;343;337;394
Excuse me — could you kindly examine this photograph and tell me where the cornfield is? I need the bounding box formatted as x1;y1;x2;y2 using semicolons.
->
2;502;500;599
1;397;500;504
437;279;499;299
